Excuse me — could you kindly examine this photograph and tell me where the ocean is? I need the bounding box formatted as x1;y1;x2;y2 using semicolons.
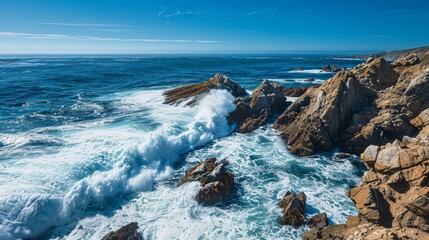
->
0;55;366;239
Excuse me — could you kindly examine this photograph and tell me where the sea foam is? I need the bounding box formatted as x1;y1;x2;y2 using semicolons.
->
0;89;236;239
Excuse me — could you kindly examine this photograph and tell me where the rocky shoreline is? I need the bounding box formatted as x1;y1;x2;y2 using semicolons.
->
104;52;429;239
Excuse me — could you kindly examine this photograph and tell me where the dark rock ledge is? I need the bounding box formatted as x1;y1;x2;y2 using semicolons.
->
178;157;235;206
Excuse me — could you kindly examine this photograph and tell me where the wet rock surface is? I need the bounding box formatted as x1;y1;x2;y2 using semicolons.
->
306;212;329;230
101;222;141;240
322;64;342;72
163;73;247;106
279;191;306;228
228;79;289;133
179;157;234;206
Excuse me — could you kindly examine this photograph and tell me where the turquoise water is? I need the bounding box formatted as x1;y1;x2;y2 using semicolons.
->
0;55;365;239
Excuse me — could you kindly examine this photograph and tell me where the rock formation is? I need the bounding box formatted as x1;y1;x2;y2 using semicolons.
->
274;54;429;156
301;53;429;240
306;212;329;230
163;74;289;133
163;73;247;106
279;191;307;228
322;64;342;72
228;80;288;133
179;158;234;206
101;222;141;240
283;85;320;97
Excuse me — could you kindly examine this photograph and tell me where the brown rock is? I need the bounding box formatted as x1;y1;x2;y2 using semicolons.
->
283;85;320;98
163;73;247;106
228;80;288;133
273;70;377;156
392;54;421;68
307;212;329;229
279;191;306;228
195;172;234;205
101;222;141;240
178;158;235;206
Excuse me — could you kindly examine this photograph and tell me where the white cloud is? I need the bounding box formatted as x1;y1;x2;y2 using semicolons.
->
36;22;128;27
0;31;222;43
165;10;205;18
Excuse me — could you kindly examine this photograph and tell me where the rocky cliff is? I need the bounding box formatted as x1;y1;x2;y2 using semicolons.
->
300;54;429;239
273;54;429;157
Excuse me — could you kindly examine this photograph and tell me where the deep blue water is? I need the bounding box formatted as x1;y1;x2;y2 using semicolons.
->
0;55;365;240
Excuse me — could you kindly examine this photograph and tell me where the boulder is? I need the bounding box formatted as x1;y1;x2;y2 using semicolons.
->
195;173;234;205
392;54;420;68
352;57;399;91
163;73;247;106
349;139;429;231
101;222;141;240
178;158;234;206
228;80;289;133
279;191;306;228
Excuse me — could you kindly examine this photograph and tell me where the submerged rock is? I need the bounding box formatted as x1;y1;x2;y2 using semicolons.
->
179;158;234;206
279;191;306;228
101;222;141;240
163;73;247;106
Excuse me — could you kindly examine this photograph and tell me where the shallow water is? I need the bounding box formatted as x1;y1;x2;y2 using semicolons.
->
0;55;365;239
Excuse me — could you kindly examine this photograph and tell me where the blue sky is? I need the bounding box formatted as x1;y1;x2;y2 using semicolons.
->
0;0;428;54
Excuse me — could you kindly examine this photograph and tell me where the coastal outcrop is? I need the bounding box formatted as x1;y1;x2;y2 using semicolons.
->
273;70;377;156
322;64;342;72
163;73;247;106
163;74;290;133
228;80;288;133
279;191;307;228
349;136;429;232
179;158;234;205
273;54;429;156
101;222;141;240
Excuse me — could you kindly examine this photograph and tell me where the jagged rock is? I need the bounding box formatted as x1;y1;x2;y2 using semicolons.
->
178;157;218;186
274;55;429;156
101;222;141;240
322;64;342;72
178;158;234;206
392;54;420;68
349;139;429;231
195;172;234;205
163;73;247;106
283;85;320;97
307;212;329;229
228;80;288;133
353;58;399;91
279;191;306;228
273;70;377;156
